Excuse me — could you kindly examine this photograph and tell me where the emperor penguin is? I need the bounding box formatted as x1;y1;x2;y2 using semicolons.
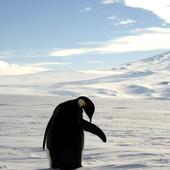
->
43;96;106;169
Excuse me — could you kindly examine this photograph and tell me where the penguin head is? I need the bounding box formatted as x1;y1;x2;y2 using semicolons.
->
77;96;95;122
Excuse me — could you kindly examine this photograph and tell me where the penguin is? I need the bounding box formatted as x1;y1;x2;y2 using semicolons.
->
43;96;106;169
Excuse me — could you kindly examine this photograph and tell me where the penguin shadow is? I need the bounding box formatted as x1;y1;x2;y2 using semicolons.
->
36;167;88;170
36;169;51;170
36;168;58;170
36;168;85;170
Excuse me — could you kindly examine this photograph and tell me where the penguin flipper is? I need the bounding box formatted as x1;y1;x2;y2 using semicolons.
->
82;119;106;142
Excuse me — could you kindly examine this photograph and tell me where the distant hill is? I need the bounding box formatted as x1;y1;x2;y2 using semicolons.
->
0;51;170;99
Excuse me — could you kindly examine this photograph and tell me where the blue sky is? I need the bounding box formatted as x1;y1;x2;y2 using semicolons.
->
0;0;170;75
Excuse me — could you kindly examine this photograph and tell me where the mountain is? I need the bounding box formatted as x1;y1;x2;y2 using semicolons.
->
0;51;170;99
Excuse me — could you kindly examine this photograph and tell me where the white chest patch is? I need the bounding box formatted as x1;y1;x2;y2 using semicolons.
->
46;148;52;168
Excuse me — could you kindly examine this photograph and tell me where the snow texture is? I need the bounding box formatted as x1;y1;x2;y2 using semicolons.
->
1;95;170;170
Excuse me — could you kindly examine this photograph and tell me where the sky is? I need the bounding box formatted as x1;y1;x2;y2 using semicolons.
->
0;0;170;75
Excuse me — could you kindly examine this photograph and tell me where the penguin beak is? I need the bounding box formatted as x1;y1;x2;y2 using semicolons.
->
77;97;95;122
83;105;94;122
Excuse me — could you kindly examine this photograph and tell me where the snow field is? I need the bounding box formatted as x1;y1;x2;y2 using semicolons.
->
0;95;170;169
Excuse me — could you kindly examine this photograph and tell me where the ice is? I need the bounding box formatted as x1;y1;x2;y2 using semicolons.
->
1;95;170;170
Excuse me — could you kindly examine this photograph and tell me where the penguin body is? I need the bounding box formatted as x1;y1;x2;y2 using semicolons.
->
43;96;106;169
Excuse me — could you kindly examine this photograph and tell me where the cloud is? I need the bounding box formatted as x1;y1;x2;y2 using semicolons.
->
107;16;136;25
0;60;72;75
78;41;103;46
48;27;170;56
116;19;136;25
89;60;102;64
80;7;92;12
0;60;47;76
0;51;18;57
101;0;120;4
94;27;170;54
49;48;94;57
31;62;70;66
124;0;170;23
107;16;117;20
130;27;170;34
0;49;47;59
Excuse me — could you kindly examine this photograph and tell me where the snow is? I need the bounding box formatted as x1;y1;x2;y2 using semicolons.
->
1;51;170;169
1;95;170;170
0;51;170;99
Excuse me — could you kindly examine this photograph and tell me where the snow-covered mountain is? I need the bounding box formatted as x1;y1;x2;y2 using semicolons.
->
0;51;170;99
